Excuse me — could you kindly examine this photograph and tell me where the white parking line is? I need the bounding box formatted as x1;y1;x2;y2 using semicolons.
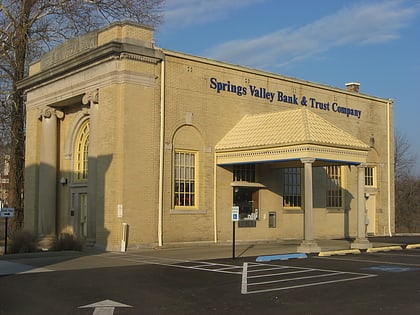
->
106;253;377;295
247;268;315;278
241;262;376;295
106;252;244;274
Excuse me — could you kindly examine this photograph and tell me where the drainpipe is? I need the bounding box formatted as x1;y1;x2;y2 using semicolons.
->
387;100;392;237
213;151;218;243
158;58;165;247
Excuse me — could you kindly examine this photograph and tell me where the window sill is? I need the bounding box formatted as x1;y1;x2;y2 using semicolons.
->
326;208;345;213
283;207;303;212
170;208;207;215
238;220;257;228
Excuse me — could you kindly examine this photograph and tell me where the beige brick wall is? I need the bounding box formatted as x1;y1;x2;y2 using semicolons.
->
98;23;153;46
162;51;394;243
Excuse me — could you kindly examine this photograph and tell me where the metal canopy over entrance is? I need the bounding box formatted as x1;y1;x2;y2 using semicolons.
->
215;108;372;253
215;108;370;165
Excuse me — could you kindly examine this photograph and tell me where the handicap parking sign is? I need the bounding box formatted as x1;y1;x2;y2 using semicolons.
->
232;206;239;222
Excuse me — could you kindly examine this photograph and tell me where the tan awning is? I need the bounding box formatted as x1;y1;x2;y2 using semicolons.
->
215;108;369;165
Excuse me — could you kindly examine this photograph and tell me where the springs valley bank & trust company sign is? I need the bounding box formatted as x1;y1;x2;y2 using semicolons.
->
209;77;362;119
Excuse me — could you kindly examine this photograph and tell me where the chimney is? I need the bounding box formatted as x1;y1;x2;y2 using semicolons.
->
345;82;360;93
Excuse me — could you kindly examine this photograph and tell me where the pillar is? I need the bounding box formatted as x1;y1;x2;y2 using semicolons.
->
297;158;321;253
351;164;372;249
38;107;64;246
82;90;99;246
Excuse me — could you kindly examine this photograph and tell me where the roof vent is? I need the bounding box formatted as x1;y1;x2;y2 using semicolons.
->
345;82;360;93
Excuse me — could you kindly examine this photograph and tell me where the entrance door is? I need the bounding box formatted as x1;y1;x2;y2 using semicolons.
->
71;190;88;238
366;195;376;236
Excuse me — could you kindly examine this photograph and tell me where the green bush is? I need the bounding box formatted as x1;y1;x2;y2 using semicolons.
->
9;230;38;253
51;233;84;251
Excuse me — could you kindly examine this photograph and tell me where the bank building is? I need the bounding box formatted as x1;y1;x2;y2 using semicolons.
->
18;22;395;252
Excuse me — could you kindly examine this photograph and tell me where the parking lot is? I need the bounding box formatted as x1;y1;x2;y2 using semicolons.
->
0;240;419;314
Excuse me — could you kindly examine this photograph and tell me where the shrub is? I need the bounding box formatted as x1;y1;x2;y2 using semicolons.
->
51;233;84;251
9;230;38;254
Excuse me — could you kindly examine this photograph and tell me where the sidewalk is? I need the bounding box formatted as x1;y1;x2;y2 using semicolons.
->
1;236;419;275
129;239;351;261
123;237;414;261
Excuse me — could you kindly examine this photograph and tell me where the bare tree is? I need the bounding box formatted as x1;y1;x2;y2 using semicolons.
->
0;0;165;232
394;130;420;232
395;176;420;232
394;130;416;181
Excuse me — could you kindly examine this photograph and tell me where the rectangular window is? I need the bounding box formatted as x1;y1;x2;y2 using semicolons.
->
283;168;302;208
268;212;276;228
174;151;196;207
325;166;342;208
233;164;255;182
365;167;375;187
233;187;259;221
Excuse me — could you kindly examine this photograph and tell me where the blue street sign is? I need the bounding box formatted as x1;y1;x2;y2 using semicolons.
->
232;206;239;221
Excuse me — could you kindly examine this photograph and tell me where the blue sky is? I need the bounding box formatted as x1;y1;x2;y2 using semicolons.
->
154;0;420;175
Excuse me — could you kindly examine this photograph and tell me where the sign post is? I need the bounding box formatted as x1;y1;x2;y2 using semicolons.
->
231;206;239;259
1;208;15;255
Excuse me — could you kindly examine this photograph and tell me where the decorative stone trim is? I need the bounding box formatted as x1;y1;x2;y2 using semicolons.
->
82;89;99;106
38;106;64;120
216;145;368;165
120;52;160;64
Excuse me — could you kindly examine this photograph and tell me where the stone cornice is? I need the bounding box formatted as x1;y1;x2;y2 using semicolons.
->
18;41;164;92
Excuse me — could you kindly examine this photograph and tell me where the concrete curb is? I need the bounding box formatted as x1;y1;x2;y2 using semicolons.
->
318;249;361;257
406;244;420;249
366;245;403;253
256;253;308;262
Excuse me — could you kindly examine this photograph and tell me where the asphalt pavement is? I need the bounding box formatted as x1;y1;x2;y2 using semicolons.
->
1;235;420;314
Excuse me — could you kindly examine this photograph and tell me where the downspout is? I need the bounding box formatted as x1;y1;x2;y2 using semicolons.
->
158;58;165;247
213;151;218;243
387;100;392;236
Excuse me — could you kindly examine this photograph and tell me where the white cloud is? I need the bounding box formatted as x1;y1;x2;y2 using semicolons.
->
163;0;266;28
205;1;419;69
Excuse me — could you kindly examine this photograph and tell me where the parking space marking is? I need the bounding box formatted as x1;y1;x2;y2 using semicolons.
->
105;252;244;274
315;255;420;267
361;265;420;272
106;252;377;295
241;262;376;295
172;261;244;274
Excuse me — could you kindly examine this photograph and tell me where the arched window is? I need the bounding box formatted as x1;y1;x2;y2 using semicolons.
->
74;119;89;181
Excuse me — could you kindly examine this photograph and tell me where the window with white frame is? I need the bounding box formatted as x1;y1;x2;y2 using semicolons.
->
174;150;196;207
283;167;302;208
325;165;342;208
365;166;375;187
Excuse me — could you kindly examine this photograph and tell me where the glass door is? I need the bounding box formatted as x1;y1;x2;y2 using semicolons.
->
70;190;88;238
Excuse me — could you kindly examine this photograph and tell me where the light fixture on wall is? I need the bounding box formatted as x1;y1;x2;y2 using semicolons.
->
369;134;375;147
59;177;68;185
